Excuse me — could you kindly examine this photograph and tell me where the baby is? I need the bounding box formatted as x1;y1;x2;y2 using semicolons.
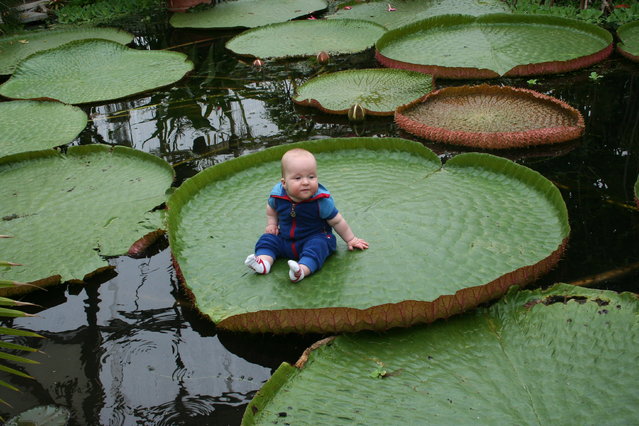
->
245;148;368;283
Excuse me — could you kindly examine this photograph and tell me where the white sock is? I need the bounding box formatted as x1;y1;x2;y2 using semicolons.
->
245;254;271;274
288;260;305;283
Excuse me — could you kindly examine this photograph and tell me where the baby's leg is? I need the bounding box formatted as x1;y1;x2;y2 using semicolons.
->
245;254;274;274
289;234;337;282
246;233;282;275
288;260;310;283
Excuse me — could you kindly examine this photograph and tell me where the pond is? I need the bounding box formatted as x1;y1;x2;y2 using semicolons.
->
2;12;639;425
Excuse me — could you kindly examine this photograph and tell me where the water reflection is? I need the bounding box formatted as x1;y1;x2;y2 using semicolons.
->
1;19;638;426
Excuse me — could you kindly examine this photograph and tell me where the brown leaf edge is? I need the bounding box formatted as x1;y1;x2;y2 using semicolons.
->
127;229;166;258
617;45;639;63
394;84;585;149
375;44;613;79
175;238;568;334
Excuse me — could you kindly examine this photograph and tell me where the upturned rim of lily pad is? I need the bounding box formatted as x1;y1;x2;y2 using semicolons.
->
292;68;435;116
375;14;613;79
395;84;585;149
617;20;639;62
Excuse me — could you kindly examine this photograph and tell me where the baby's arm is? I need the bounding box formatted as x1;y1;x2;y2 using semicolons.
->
327;213;369;251
265;203;279;235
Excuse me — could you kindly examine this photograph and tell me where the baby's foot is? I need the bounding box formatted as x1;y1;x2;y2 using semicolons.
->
245;254;270;274
288;260;305;283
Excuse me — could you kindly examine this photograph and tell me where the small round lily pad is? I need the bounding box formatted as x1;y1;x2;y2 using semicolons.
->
0;100;87;157
168;137;569;333
395;84;584;149
225;19;387;59
293;68;434;115
170;0;328;29
0;39;194;104
617;20;639;62
376;14;613;78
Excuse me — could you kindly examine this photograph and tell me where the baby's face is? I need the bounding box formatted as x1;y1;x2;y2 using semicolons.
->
281;155;318;203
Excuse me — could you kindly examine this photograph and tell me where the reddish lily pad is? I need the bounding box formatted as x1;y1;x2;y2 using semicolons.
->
617;21;639;61
376;14;613;78
167;137;569;333
293;68;434;115
395;85;585;149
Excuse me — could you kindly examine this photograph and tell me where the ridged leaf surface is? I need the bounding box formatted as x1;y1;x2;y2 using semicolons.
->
376;14;612;77
225;19;386;59
168;138;569;333
244;284;639;425
617;20;639;59
293;68;433;115
328;0;510;30
395;84;584;148
170;0;327;28
0;146;174;285
0;39;193;104
0;27;133;75
0;100;87;157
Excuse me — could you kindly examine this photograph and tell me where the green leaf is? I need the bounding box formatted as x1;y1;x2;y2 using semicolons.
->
0;27;134;75
168;137;569;333
0;39;194;104
293;68;433;115
0;327;42;338
0;341;40;352
617;20;639;60
376;13;613;77
0;100;87;158
225;19;386;59
5;405;71;426
0;307;28;318
170;0;328;29
0;145;174;287
243;284;639;424
328;0;511;30
0;363;33;379
0;351;39;365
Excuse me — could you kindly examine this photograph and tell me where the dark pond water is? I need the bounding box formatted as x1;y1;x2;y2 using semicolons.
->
2;11;639;425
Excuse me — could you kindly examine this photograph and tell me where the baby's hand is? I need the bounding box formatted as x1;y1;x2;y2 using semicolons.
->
347;237;369;251
265;224;279;235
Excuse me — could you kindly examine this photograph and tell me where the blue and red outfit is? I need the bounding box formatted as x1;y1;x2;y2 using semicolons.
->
254;182;338;273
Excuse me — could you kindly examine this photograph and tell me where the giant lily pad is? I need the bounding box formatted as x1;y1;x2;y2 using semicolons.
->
243;284;639;424
395;85;584;149
0;27;133;75
293;68;434;115
0;145;174;291
225;19;387;59
0;100;88;158
170;0;328;29
167;138;569;333
376;14;613;78
617;20;639;62
328;0;511;30
0;39;194;104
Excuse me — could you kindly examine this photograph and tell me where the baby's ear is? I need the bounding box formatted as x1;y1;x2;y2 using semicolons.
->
280;177;286;186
